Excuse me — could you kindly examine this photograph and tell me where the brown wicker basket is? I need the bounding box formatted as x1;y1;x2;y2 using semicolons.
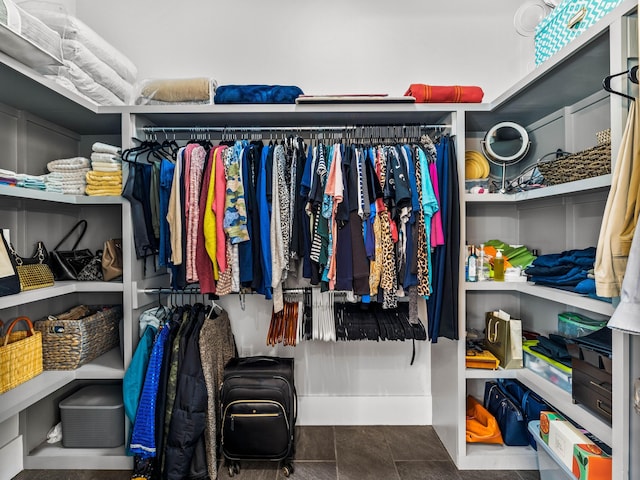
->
34;305;122;370
538;141;611;186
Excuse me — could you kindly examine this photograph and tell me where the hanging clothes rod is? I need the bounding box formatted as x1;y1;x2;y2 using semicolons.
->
142;124;450;134
139;287;313;295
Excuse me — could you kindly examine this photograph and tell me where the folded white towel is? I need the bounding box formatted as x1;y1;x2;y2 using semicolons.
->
47;157;91;172
92;142;121;155
45;185;64;194
0;168;17;177
91;152;121;163
91;162;122;172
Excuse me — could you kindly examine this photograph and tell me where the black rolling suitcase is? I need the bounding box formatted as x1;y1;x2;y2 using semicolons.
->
220;356;296;477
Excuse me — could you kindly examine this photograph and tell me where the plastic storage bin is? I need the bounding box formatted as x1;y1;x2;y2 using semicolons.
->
59;384;124;448
529;420;575;480
523;344;572;394
558;312;607;338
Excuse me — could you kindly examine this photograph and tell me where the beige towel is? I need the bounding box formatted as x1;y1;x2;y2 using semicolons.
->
141;78;211;103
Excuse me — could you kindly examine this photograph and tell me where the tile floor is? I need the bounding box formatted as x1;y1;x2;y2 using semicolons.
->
13;426;541;480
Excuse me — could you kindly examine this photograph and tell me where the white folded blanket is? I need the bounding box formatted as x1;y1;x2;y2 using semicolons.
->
92;142;121;155
91;152;121;163
91;163;122;172
47;157;90;172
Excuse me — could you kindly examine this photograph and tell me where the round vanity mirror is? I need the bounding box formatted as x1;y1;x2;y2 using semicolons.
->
481;121;531;193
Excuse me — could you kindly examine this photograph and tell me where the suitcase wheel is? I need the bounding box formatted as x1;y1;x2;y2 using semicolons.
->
282;462;294;477
227;461;240;477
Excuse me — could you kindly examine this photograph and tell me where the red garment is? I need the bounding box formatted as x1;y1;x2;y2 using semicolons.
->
404;84;484;103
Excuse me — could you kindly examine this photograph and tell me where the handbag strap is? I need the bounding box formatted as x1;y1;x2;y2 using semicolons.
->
53;220;88;251
7;243;22;266
3;316;35;347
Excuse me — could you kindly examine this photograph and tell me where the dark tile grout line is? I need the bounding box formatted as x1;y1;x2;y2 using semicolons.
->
333;425;339;480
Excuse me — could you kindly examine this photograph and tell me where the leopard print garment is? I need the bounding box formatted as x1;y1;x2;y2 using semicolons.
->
377;148;396;292
216;238;233;295
414;147;431;297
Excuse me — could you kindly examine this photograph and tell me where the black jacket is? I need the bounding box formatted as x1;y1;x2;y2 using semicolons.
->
163;303;209;480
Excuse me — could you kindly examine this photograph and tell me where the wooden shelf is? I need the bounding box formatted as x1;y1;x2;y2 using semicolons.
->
75;348;124;380
0;51;120;135
0;185;123;205
465;282;615;316
0;348;123;425
111;102;468;128
466;0;636;132
465;175;612;204
25;443;131;470
0;281;124;309
465;368;519;380
0;371;73;424
462;444;537;470
518;369;612;446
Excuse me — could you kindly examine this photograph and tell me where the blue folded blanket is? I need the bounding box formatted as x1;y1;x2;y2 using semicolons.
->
214;84;304;104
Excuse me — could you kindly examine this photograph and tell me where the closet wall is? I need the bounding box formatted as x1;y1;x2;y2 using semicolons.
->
73;0;535;102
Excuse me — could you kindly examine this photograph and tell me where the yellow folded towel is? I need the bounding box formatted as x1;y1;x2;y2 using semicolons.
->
86;171;123;184
85;185;122;196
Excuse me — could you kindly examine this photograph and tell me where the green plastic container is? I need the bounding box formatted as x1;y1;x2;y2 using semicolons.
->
557;312;607;338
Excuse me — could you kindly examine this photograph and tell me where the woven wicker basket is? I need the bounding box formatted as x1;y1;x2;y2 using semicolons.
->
34;305;122;370
538;141;611;186
0;317;43;393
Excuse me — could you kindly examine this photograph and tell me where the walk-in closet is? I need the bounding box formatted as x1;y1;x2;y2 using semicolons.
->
1;1;640;479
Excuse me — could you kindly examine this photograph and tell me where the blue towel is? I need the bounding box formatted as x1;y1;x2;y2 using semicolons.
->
214;84;303;104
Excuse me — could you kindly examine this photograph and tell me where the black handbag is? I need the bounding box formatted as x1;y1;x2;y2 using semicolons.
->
50;220;103;281
0;233;21;297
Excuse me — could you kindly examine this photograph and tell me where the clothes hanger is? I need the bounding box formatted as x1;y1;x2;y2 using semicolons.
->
602;65;638;101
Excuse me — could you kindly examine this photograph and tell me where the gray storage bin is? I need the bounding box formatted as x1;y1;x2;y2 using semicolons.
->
59;384;124;448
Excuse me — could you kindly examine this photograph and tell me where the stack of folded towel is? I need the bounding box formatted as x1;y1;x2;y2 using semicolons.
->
86;142;123;196
16;174;46;190
0;169;17;187
45;157;90;195
1;169;46;190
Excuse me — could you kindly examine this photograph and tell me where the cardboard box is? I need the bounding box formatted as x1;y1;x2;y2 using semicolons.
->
539;411;565;445
548;421;594;469
572;443;612;480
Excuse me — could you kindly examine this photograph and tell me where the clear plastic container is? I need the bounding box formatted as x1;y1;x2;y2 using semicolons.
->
557;312;607;338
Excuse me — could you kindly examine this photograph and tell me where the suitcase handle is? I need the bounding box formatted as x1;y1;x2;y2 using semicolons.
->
240;356;280;364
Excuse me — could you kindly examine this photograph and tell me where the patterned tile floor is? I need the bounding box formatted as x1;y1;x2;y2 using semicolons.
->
13;426;541;480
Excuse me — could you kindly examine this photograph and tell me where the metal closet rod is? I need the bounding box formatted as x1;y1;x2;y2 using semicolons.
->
142;124;450;134
139;287;312;295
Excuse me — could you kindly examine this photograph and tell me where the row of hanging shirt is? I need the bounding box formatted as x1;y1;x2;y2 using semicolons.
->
124;129;459;340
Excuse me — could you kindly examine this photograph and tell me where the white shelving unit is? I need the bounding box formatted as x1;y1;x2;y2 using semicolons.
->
432;0;637;476
0;0;637;476
0;50;130;472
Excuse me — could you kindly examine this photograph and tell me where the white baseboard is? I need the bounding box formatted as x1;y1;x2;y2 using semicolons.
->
296;395;432;425
0;436;23;480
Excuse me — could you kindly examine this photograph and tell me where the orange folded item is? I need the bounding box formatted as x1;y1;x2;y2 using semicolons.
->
404;84;484;103
466;349;500;370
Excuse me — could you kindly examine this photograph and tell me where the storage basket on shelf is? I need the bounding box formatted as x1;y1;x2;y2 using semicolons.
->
537;129;611;186
0;317;43;394
34;304;122;370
